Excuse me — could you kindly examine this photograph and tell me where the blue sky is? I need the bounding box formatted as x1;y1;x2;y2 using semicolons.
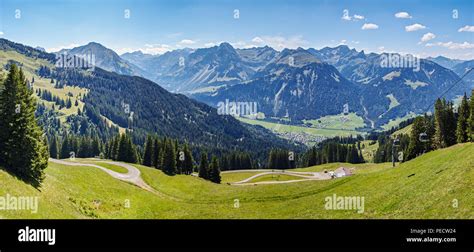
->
0;0;473;59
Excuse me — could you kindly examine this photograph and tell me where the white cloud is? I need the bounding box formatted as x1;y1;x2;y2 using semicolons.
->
46;43;82;53
378;46;385;52
204;42;218;47
337;39;347;45
458;25;474;32
115;47;138;55
395;12;412;19
426;41;474;50
0;31;3;35
204;42;217;47
353;15;365;20
245;35;308;50
142;44;175;55
231;41;250;48
405;23;426;32
179;39;196;45
119;43;174;55
420;32;436;43
361;23;379;30
251;36;265;44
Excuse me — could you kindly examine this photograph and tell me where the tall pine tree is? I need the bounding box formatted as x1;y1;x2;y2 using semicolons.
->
0;64;49;186
161;139;176;175
456;93;470;143
49;136;59;159
407;116;431;160
117;134;138;163
433;99;456;148
198;152;209;179
468;89;474;142
208;156;221;184
142;135;154;167
153;138;162;169
182;143;194;175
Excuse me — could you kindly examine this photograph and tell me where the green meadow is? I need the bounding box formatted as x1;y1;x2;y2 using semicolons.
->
1;143;472;219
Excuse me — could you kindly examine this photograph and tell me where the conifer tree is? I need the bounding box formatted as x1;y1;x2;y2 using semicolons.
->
0;64;49;186
198;152;209;179
209;155;221;183
78;137;91;157
111;135;120;160
445;101;457;146
66;98;72;108
468;89;474;142
104;141;111;159
49;136;59;159
142;135;154;167
153;137;161;169
117;134;138;163
267;149;276;169
407;116;430;160
161;139;177;175
92;137;101;157
219;155;229;171
456;93;470;143
175;139;182;174
60;135;70;159
433;99;456;148
182;143;194;175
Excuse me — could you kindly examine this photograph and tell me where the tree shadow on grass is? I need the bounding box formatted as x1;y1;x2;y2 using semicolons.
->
0;166;43;191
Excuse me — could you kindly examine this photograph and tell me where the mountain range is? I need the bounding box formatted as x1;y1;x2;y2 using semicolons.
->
58;42;147;77
55;41;473;129
0;38;298;161
426;56;465;70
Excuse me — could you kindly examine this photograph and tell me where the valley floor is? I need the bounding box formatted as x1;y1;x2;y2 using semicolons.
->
0;143;473;219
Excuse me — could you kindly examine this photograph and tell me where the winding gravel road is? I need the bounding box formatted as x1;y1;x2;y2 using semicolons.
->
227;170;332;186
49;158;156;193
49;158;343;189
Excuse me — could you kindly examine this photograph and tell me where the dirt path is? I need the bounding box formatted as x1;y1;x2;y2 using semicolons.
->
229;170;332;186
49;158;166;197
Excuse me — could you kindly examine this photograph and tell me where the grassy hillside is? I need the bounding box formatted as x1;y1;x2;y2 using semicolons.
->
380;112;417;131
359;140;379;162
392;123;413;137
1;143;473;219
0;50;89;123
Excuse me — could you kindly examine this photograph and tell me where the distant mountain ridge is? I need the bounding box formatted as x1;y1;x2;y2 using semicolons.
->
452;60;474;87
193;44;470;128
426;56;465;70
0;38;297;160
61;41;472;129
57;42;147;77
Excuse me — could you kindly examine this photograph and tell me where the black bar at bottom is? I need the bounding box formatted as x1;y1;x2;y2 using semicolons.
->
0;220;472;250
